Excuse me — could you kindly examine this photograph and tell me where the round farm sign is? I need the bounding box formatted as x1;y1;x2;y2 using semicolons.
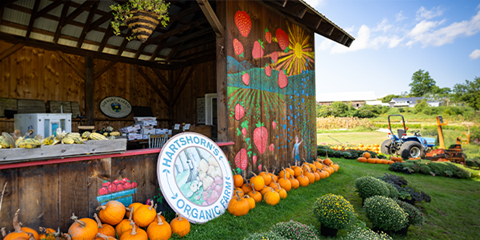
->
99;96;132;118
157;132;233;223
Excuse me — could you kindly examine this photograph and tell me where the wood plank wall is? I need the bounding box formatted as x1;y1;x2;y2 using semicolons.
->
0;154;161;233
0;40;217;134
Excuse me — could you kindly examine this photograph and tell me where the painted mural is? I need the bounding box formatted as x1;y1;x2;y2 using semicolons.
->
226;1;317;175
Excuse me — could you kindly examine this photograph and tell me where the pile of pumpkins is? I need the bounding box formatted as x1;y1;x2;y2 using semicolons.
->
330;143;382;154
228;158;339;216
357;152;395;164
1;200;190;240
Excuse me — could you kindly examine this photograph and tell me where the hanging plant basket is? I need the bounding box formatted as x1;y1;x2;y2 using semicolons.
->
110;0;170;43
124;10;160;43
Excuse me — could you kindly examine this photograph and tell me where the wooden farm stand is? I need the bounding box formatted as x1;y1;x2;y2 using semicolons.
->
0;0;354;232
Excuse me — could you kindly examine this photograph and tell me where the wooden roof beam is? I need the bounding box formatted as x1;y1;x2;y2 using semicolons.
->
97;24;112;53
53;0;70;43
88;12;113;32
25;0;41;38
149;39;168;61
196;0;224;38
0;43;24;61
94;61;117;79
146;18;208;44
77;1;99;48
35;0;62;19
172;65;195;106
62;1;96;27
116;29;131;56
55;51;86;80
0;0;18;10
136;66;170;106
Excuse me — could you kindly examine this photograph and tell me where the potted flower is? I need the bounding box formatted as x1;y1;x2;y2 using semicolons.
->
354;176;389;204
110;0;170;43
394;200;424;236
363;196;408;233
313;193;355;237
269;220;319;240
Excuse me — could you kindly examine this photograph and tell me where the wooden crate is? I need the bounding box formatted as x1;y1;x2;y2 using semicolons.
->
17;99;46;113
0;139;127;163
48;101;73;114
0;98;17;117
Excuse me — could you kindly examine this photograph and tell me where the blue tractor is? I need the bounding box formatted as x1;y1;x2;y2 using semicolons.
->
381;114;436;159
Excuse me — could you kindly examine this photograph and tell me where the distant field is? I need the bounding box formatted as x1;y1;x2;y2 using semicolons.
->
317;131;388;145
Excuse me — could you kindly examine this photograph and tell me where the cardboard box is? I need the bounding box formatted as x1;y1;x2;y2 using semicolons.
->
155;128;168;134
137;120;157;126
128;133;143;140
140;127;156;135
143;134;149;139
134;117;156;122
120;125;141;133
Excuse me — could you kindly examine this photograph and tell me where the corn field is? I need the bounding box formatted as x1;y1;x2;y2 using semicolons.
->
316;116;375;130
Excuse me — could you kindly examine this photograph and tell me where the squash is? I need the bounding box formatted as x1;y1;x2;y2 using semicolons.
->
259;168;272;186
170;213;191;237
93;213;115;238
292;166;302;177
133;201;157;228
260;186;274;195
296;172;309;187
21;227;39;240
228;191;250;216
275;187;287;199
357;157;367;163
68;214;98;240
147;212;171;240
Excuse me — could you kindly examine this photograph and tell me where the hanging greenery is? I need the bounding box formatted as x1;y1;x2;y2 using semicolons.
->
110;0;170;43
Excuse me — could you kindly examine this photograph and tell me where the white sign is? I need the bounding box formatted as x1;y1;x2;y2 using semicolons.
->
157;132;233;223
99;96;132;118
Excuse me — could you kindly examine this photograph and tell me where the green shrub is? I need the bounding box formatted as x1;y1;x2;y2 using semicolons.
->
270;220;319;240
343;152;353;159
466;158;480;168
364;196;408;232
243;231;288;240
313;194;355;229
395;200;424;226
428;162;471;178
341;227;392;240
354;176;389;199
385;183;399;199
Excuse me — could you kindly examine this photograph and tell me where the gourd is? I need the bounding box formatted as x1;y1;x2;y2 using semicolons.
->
247;183;262;203
133;201;157;228
170;213;191;237
147;212;171;240
68;213;98;240
228;192;250;216
119;221;148;240
3;209;34;240
97;200;126;226
93;213;115;238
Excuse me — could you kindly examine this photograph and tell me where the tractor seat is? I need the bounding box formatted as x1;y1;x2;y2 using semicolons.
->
397;129;406;137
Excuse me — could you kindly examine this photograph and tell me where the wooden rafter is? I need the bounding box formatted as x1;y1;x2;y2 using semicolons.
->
117;29;131;56
0;0;18;10
88;12;113;32
173;65;195;106
146;18;208;44
316;18;323;29
62;1;96;28
196;0;224;38
35;1;62;19
134;44;147;59
0;43;24;61
77;1;99;48
328;26;335;36
53;0;70;43
149;38;168;61
136;66;170;106
94;61;117;79
165;45;180;61
55;51;86;80
25;0;41;38
152;68;169;88
98;24;112;53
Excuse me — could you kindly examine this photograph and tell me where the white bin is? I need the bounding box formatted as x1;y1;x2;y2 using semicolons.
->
14;113;72;138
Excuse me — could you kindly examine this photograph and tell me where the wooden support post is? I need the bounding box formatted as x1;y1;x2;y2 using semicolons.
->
216;0;228;142
85;56;94;125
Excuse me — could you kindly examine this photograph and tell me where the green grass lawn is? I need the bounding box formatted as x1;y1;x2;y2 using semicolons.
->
317;131;388;146
171;158;480;240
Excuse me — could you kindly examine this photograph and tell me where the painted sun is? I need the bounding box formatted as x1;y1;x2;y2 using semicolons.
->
274;23;315;76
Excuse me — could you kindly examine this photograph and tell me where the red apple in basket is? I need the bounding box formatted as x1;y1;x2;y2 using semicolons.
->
98;187;108;195
124;182;132;190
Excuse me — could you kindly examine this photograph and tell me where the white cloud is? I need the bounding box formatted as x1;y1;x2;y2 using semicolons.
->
407;10;480;47
470;49;480;59
416;6;445;21
303;0;325;9
395;11;407;22
388;36;403;48
373;18;393;33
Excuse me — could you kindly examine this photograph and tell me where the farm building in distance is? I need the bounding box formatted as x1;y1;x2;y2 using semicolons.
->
317;91;377;108
389;97;443;108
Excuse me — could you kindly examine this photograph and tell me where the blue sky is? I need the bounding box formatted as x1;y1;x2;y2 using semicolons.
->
304;0;480;100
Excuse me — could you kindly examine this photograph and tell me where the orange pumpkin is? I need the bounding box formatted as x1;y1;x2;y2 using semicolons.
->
247;183;262;203
357;157;367;163
116;207;137;237
297;173;309;187
126;202;143;219
305;170;315;184
147;213;171;240
313;171;321;181
21;227;39;240
119;221;148;240
363;152;371;159
228;192;250;216
289;178;300;189
234;188;244;198
250;173;265;191
93;213;115;238
97;200;126;226
244;195;256;209
314;161;323;170
275;188;287;199
241;181;252;194
285;167;295;177
95;233;116;240
292;166;302;177
233;174;244;188
259;169;272;186
68;214;98;240
263;188;280;206
38;227;56;240
133;201;157;228
3;209;32;240
260;186;274;195
323;158;333;166
278;168;291;179
170;214;191;237
367;158;376;164
278;172;292;191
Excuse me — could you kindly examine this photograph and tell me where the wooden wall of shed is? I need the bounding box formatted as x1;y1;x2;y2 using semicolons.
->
0;154;161;233
0;40;216;134
224;0;317;175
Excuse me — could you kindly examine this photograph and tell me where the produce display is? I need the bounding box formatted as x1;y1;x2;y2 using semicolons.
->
357;152;395;164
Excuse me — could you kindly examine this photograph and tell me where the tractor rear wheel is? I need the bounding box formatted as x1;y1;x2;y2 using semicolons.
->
399;141;424;159
381;139;394;155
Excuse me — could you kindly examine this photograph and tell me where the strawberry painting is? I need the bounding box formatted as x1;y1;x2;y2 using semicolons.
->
265;29;272;43
265;64;271;77
278;69;288;88
235;11;251;37
242;127;247;136
271;51;278;64
269;143;274;152
235;103;245;121
253;122;268;154
258;164;262;171
242;72;250;85
252;155;257;165
276;28;289;51
272;121;277;129
235;148;248;170
252;40;264;59
233;38;244;58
